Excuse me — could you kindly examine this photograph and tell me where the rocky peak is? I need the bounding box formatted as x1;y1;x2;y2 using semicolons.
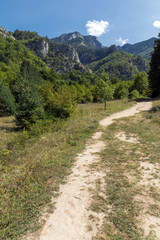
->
68;32;84;41
0;26;15;39
52;32;103;49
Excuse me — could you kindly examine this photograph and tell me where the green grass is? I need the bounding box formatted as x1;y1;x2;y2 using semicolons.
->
91;99;160;240
0;99;135;240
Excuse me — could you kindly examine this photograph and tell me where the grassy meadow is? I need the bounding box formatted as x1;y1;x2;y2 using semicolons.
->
0;99;135;240
90;99;160;240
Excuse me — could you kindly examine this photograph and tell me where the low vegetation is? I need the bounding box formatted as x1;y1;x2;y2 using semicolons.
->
90;99;160;239
0;99;135;240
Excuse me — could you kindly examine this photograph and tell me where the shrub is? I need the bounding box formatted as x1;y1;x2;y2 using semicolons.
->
114;82;130;99
129;90;140;99
39;82;76;119
133;72;149;96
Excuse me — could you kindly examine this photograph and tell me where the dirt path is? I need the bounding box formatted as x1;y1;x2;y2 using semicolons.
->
28;101;152;240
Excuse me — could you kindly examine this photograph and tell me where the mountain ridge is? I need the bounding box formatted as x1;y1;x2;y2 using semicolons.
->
52;32;103;49
12;29;85;73
117;37;156;60
0;26;153;80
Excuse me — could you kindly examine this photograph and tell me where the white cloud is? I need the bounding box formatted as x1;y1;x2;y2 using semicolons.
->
86;20;109;37
153;20;160;29
116;37;129;46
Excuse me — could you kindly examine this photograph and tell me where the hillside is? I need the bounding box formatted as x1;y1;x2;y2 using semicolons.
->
53;31;150;79
13;30;85;73
0;34;48;85
73;45;118;65
88;51;149;80
0;26;151;82
117;37;156;60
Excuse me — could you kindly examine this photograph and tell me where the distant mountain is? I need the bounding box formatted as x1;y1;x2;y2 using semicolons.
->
12;29;152;80
13;30;85;73
88;51;149;81
76;45;118;65
117;38;156;60
52;32;102;49
53;32;120;65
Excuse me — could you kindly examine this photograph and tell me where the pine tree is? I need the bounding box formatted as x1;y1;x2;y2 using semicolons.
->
149;34;160;97
0;82;15;116
13;61;44;127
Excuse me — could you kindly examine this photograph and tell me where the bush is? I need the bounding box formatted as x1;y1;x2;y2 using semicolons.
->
114;82;130;99
133;72;149;96
39;82;76;119
129;90;140;99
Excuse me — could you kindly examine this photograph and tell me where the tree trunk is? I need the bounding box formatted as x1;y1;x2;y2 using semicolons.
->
104;101;107;110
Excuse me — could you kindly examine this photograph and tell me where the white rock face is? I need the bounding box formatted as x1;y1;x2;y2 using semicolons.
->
69;32;84;41
0;26;15;40
40;40;49;57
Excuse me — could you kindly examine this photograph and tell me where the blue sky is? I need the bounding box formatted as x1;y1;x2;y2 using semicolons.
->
0;0;160;46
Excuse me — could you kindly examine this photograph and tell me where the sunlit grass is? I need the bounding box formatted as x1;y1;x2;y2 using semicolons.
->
0;99;135;240
93;99;160;240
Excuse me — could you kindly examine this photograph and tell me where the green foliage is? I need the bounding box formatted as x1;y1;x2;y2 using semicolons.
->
0;35;48;86
0;29;152;132
133;71;150;96
75;45;117;64
72;84;93;103
88;51;149;81
114;80;132;99
13;78;44;127
12;61;44;127
129;90;140;99
118;37;156;60
13;29;39;40
61;70;96;85
39;82;76;119
0;82;15;116
93;71;114;102
149;34;160;97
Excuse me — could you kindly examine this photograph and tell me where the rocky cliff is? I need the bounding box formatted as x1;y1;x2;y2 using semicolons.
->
13;30;85;73
0;26;15;39
25;37;49;57
52;32;102;49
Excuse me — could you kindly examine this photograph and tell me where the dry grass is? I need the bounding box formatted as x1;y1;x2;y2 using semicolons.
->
90;99;160;240
0;99;135;240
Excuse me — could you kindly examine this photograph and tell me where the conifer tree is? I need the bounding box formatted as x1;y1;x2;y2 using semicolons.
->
149;34;160;97
13;61;44;127
0;82;15;116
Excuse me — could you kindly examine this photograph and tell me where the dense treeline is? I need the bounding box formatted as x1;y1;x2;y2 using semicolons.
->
0;35;150;129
